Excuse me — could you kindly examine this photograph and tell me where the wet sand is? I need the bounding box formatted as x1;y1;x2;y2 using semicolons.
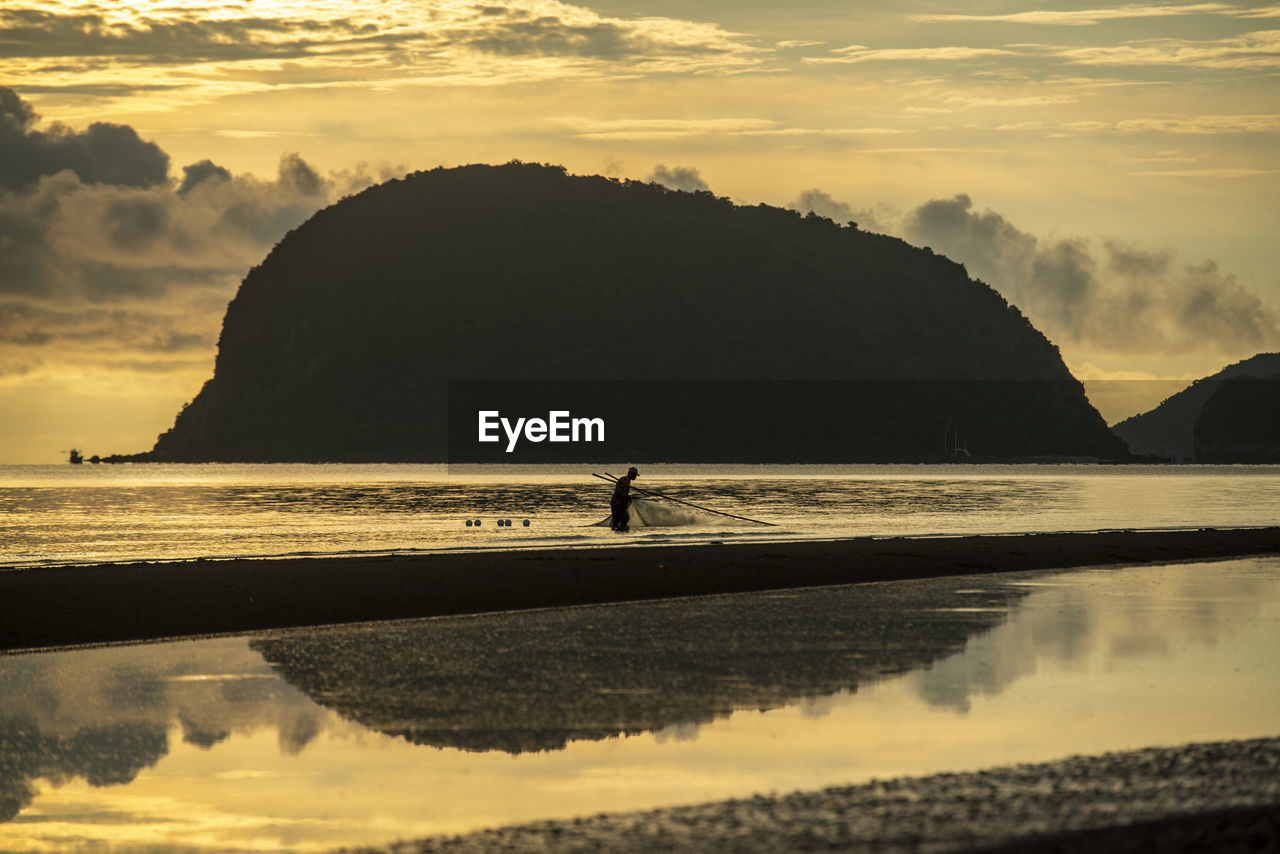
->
352;737;1280;853
4;526;1280;651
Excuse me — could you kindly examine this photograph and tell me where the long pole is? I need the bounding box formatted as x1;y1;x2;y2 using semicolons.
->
594;472;775;526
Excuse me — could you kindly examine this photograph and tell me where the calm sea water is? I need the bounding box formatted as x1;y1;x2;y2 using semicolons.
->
1;463;1278;568
3;557;1278;852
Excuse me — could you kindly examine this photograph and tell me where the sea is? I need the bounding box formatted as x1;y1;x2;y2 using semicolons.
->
4;463;1280;852
2;462;1278;569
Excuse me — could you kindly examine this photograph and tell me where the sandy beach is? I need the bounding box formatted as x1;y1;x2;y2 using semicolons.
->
4;526;1280;651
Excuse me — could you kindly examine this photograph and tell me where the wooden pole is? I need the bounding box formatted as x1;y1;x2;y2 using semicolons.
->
594;472;775;526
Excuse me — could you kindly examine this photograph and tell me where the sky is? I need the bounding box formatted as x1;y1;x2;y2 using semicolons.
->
1;0;1278;462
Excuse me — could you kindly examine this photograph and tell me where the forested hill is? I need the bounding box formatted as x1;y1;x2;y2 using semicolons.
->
138;162;1126;462
1112;353;1280;461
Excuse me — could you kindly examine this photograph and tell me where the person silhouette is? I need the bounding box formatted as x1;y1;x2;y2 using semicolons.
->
610;467;639;532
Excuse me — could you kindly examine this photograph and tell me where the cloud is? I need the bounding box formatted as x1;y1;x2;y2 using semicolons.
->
738;126;907;138
0;85;168;191
904;193;1038;287
0;90;399;379
278;152;324;196
912;4;1235;26
801;26;1280;74
555;116;777;141
893;193;1280;357
993;114;1280;136
555;116;904;141
177;159;231;196
453;16;655;59
1116;114;1280;133
646;164;709;192
0;1;764;106
1236;4;1280;16
788;189;886;231
1045;28;1280;69
790;189;855;223
807;46;1016;64
1129;167;1279;176
0;151;342;304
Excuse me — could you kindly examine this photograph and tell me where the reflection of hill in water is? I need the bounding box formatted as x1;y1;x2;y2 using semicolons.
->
0;639;323;823
0;719;167;822
251;578;1033;754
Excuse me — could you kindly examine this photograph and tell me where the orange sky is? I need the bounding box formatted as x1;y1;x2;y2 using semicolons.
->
1;1;1277;461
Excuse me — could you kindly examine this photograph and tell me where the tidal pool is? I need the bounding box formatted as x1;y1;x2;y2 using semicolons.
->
2;557;1278;852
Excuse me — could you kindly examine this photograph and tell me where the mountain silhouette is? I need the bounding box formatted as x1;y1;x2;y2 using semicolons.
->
1194;374;1280;463
1112;353;1280;461
130;162;1125;462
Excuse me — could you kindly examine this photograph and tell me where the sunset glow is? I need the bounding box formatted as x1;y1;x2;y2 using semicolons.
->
1;0;1277;460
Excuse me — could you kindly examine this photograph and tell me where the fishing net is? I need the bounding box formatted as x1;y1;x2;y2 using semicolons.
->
592;498;714;527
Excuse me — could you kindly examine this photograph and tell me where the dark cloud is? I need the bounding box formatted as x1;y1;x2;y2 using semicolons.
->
104;197;170;251
3;5;759;103
0;9;386;63
213;154;335;242
1105;241;1169;278
0;303;213;353
904;193;1037;290
1029;237;1096;332
791;188;854;222
143;331;214;353
647;164;709;193
461;16;638;58
0;358;36;379
278;152;324;196
177;159;231;196
0;96;396;374
1176;260;1276;345
898;191;1280;356
0;87;168;191
789;188;884;231
0;148;341;305
0;87;35;128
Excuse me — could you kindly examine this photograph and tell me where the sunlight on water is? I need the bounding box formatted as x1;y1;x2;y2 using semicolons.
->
1;463;1278;568
1;558;1277;852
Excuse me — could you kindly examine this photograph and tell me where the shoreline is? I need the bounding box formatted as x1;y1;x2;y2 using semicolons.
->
360;736;1280;853
4;526;1280;652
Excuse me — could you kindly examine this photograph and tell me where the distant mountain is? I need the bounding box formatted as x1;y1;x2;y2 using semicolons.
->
135;162;1126;462
1112;353;1280;461
1194;375;1280;463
